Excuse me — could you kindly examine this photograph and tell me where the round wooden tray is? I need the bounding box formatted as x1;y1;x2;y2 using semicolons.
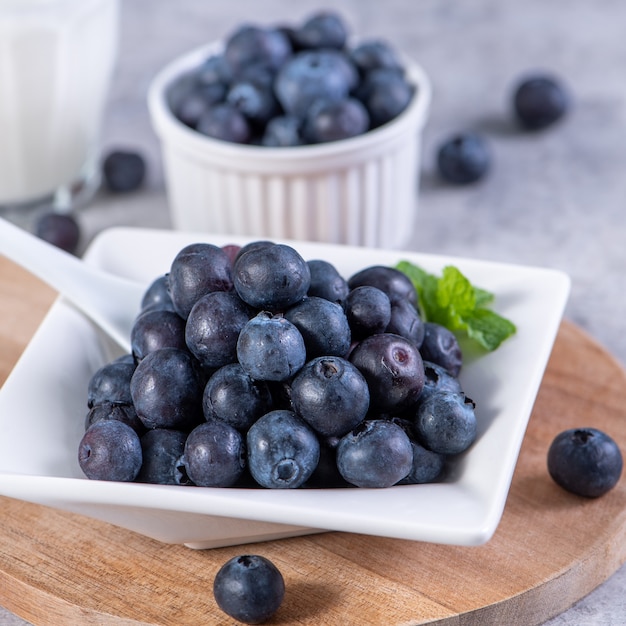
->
1;258;626;625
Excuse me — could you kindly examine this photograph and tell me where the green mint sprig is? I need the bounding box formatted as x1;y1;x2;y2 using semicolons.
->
395;261;516;352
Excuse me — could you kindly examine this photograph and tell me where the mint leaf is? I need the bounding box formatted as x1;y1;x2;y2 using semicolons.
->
464;308;517;351
395;260;516;352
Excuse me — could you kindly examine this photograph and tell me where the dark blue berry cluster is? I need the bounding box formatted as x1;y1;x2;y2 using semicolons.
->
168;11;414;146
78;239;477;490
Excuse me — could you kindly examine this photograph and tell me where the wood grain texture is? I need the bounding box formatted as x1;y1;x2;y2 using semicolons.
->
0;255;625;626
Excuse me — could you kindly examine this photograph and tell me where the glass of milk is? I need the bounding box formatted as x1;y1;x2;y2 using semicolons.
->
0;0;119;216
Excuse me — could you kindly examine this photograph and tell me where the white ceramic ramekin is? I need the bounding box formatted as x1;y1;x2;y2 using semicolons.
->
148;42;431;249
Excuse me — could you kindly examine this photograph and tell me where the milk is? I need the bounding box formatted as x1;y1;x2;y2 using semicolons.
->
0;0;119;207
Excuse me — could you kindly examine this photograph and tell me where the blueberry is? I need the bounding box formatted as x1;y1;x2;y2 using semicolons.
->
171;78;226;129
136;429;189;485
203;363;273;432
420;322;463;377
357;68;413;128
78;420;142;482
226;79;279;126
274;49;358;118
350;40;403;74
306;259;349;305
261;115;303;147
547;428;623;498
196;103;251;144
185;291;252;369
347;265;418;307
436;133;490;185
224;25;292;78
349;333;425;413
294;11;348;50
168;242;234;319
130;347;204;431
140;274;175;313
303;97;369;143
247;409;320;489
131;309;187;361
213;554;285;624
182;419;246;487
390;417;446;484
385;299;425;348
304;435;350;488
419;361;463;404
87;359;136;408
102;150;146;193
84;401;145;436
414;391;477;455
344;286;392;339
237;312;306;382
290;356;370;437
336;420;413;488
283;296;351;359
233;242;310;312
34;212;80;254
513;74;569;130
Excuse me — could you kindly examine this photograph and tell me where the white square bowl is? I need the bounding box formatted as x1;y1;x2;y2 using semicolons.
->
0;227;570;549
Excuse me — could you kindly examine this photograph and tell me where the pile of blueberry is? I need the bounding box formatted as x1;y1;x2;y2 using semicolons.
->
79;239;477;490
168;11;415;146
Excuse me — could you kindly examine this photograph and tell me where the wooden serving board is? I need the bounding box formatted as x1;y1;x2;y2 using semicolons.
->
1;256;626;626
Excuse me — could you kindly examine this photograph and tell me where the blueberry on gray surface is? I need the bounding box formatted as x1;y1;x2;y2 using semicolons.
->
236;312;306;382
131;308;187;361
414;391;477;455
87;359;136;408
130;347;204;431
185;290;252;369
513;74;569;130
420;322;463;377
102;150;146;193
347;265;418;307
344;286;392;339
290;356;370;438
293;10;348;50
78;420;142;482
284;296;351;359
233;242;310;312
136;428;189;485
306;259;350;305
34;212;80;254
336;419;413;488
349;332;425;413
437;132;490;185
213;554;285;624
547;428;623;498
202;363;273;432
182;419;246;487
247;409;320;489
168;242;234;319
303;97;370;143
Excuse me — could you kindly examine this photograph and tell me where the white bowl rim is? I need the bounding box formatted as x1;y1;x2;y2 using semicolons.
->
147;40;432;167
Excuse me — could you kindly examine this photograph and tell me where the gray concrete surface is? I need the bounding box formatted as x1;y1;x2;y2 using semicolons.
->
2;1;626;624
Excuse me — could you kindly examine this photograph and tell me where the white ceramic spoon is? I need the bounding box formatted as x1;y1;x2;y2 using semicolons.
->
0;217;145;352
